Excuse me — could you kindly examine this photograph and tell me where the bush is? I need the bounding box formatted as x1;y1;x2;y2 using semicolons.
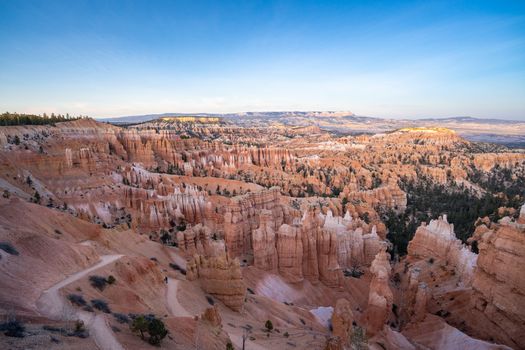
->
206;295;215;305
265;320;273;332
0;242;19;256
226;342;234;350
113;313;130;324
89;275;108;291
169;263;186;275
147;318;168;345
42;325;64;333
130;315;168;346
68;320;88;338
107;275;116;285
91;299;111;313
67;294;87;306
0;320;25;338
83;305;94;312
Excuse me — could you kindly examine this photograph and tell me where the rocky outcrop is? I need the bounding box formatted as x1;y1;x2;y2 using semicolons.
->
186;254;246;312
331;299;354;345
200;305;222;327
316;228;345;287
469;222;525;349
276;224;304;283
343;183;407;212
408;215;477;285
472;153;525;172
366;249;393;336
252;209;278;270
177;224;225;257
223;188;285;257
323;336;343;350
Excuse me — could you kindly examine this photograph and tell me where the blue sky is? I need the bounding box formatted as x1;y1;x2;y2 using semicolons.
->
0;0;524;119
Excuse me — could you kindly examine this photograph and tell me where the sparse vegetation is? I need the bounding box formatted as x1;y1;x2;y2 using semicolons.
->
89;275;108;291
0;319;25;338
169;263;186;275
113;313;131;324
68;320;89;338
265;319;273;332
91;299;111;313
130;314;168;346
0;242;19;256
67;294;87;306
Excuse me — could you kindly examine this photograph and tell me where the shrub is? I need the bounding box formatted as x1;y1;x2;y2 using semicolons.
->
0;242;19;256
83;305;94;312
226;342;234;350
0;320;25;338
42;325;64;333
113;313;130;324
67;294;87;306
107;275;116;285
147;318;168;345
130;315;168;346
91;299;111;313
131;315;149;340
169;263;186;275
89;275;108;291
206;295;215;305
284;331;289;337
265;320;273;332
68;320;89;338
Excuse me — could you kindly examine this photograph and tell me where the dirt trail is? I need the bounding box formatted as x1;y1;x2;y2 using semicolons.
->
36;254;124;350
166;278;192;317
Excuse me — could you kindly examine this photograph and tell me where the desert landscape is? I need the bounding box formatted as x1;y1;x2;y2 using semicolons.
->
0;114;523;349
1;1;524;349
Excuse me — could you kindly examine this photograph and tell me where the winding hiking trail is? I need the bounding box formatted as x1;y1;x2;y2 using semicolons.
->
166;278;192;317
36;254;124;350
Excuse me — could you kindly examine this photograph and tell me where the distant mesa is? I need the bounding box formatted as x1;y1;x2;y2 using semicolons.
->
395;127;456;134
159;116;221;124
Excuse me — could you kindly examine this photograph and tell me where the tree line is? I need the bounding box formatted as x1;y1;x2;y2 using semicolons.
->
1;112;86;126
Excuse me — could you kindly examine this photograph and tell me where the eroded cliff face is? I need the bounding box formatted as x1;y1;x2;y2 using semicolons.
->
407;215;477;285
252;209;278;271
331;298;354;346
365;248;394;336
186;254;246;312
468;219;525;349
222;187;286;257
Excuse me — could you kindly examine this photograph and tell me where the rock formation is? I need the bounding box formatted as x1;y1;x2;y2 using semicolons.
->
408;215;477;285
186;254;246;312
331;298;354;345
468;221;525;349
252;209;278;270
366;248;393;336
